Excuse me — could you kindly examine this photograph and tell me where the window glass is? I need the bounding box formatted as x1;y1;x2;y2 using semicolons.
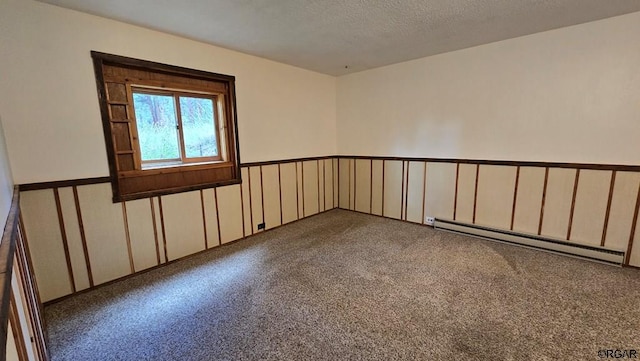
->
179;96;218;158
132;93;180;162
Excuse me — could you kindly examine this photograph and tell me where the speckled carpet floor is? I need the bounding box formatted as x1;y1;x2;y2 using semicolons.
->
45;209;640;361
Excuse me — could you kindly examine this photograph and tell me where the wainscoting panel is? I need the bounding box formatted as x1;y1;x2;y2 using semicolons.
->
279;163;298;225
123;198;158;272
19;157;338;303
335;156;640;268
20;190;72;301
318;160;326;213
405;162;426;224
371;160;384;216
302;161;320;217
152;197;166;264
240;168;252;236
161;190;206;262
383;160;403;220
475;165;517;230
202;189;221;248
570;170;611;246
423;162;456;221
455;164;477;224
76;183;131;286
605;172;640;250
540;168;576;239
262;165;282;230
354;159;371;214
511;167;545;234
249;166;264;234
338;159;350;210
216;184;244;244
323;159;334;212
57;187;90;291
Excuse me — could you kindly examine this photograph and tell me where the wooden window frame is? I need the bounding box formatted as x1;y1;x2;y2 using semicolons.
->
91;51;241;202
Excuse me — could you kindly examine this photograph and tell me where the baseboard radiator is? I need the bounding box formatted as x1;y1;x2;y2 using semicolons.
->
433;219;625;266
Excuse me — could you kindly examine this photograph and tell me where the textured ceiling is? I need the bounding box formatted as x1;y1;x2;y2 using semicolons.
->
37;0;640;76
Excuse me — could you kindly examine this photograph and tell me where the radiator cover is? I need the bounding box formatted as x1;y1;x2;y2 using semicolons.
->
433;219;625;266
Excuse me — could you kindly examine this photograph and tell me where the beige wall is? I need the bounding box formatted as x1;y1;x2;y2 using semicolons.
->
0;0;337;184
336;11;640;165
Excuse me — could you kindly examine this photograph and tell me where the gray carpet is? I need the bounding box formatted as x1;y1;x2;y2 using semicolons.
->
45;209;640;361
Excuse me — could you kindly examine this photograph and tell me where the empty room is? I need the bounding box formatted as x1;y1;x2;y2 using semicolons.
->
1;0;640;360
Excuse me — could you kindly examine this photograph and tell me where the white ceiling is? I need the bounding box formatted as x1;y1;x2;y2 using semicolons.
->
37;0;640;76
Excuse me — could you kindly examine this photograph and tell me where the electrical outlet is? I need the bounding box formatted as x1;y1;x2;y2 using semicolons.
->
425;217;435;226
257;222;265;230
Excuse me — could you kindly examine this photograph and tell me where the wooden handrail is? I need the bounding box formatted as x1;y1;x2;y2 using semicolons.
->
0;186;20;361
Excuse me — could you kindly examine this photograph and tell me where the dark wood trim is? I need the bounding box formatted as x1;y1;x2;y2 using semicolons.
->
453;163;460;221
403;161;409;220
295;162;301;220
332;159;336;208
324;160;328;212
369;159;374;214
14;220;49;361
200;190;209;249
241;155;334;168
259;166;265;227
0;188;20;360
348;159;352;210
421;162;427;224
214;188;222;246
73;186;94;287
116;179;242;202
43;208;340;307
301;162;306;217
510;166;521;231
317;160;321;212
472;164;479;224
381;160;386;216
335;155;640;172
121;202;135;273
17;213;49;361
278;164;283;226
248;168;254;234
149;198;161;265
538;168;550;235
17;155;640;194
92;51;236;82
239;179;246;238
19;176;111;191
158;197;169;262
567;169;581;240
625;182;640;265
601;171;617;247
53;188;76;292
352;159;356;211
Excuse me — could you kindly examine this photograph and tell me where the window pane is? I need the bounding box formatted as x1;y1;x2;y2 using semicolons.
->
179;97;218;158
132;93;180;161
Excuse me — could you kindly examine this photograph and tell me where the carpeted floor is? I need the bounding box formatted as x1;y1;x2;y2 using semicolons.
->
45;209;640;360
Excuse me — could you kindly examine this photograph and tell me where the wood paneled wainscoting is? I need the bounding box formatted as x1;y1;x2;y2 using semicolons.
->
336;156;640;267
18;157;338;303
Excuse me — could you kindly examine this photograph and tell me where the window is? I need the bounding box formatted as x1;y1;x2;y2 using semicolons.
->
132;89;221;166
91;52;241;202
